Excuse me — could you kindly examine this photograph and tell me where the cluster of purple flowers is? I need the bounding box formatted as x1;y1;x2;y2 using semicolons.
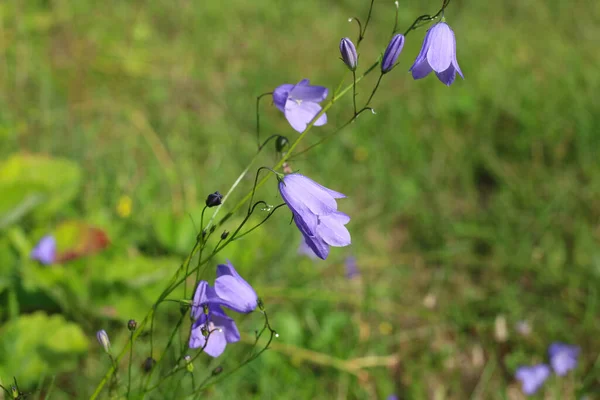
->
515;342;580;395
188;261;258;357
273;21;462;134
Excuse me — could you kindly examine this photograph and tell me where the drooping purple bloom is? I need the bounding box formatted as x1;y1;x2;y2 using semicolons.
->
345;256;360;279
298;239;319;260
340;37;358;71
189;305;241;358
273;79;328;133
409;21;464;86
279;173;351;260
381;34;405;73
548;342;580;376
30;235;56;265
515;364;550;395
214;261;258;313
386;396;398;400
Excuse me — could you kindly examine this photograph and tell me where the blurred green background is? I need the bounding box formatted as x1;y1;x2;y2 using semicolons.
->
1;0;599;398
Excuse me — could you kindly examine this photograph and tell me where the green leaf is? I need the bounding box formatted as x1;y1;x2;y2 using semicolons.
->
0;154;82;228
0;312;88;388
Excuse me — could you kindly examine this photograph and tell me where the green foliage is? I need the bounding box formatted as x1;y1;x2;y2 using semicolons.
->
0;312;88;388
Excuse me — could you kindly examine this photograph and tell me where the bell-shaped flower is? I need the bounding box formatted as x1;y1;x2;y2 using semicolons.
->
189;305;240;358
273;79;328;133
548;342;580;376
345;257;360;279
30;235;56;265
279;173;351;260
381;34;405;73
409;21;463;86
190;280;220;320
214;261;258;313
515;364;550;395
339;37;358;71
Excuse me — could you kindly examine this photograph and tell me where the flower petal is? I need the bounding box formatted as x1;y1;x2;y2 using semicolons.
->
426;22;454;72
214;261;258;313
191;281;218;320
280;174;343;215
290;82;328;103
435;65;457;86
273;84;294;113
410;59;433;80
293;213;330;259
409;26;433;73
284;100;326;133
316;212;351;247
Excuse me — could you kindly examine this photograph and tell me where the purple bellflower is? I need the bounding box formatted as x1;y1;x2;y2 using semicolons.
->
189;304;241;358
515;364;551;395
387;396;398;400
345;256;360;279
548;342;580;376
409;21;463;86
298;239;319;260
381;34;405;73
273;79;328;133
214;261;258;313
340;37;358;71
31;235;56;265
279;173;351;260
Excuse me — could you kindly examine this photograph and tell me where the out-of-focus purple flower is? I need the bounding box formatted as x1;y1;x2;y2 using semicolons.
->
515;364;550;395
189;305;240;358
548;342;580;376
96;330;111;354
279;173;351;260
214;261;258;313
386;396;398;400
298;239;319;260
31;235;56;265
381;34;405;73
409;21;463;86
345;257;360;279
340;37;358;71
515;320;531;336
273;79;328;133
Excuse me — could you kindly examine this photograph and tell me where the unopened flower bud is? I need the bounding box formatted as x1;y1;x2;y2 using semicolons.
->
220;230;229;240
184;355;194;373
212;366;223;376
127;319;137;332
96;330;111;354
275;136;289;153
201;326;209;337
381;34;405;73
142;357;156;373
205;191;223;207
339;37;358;71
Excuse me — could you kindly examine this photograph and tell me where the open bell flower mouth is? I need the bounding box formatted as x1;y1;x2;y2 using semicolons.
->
189;305;240;358
214;261;258;313
272;79;328;133
409;21;464;86
548;342;580;376
279;173;351;260
515;364;550;395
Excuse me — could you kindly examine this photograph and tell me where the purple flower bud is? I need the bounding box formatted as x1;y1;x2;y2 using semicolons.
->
345;257;360;279
214;261;258;313
339;37;358;71
381;34;405;73
548;342;580;376
515;364;550;395
31;235;56;265
409;21;464;86
205;191;223;207
273;79;328;133
96;330;111;354
127;319;137;332
279;173;351;260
